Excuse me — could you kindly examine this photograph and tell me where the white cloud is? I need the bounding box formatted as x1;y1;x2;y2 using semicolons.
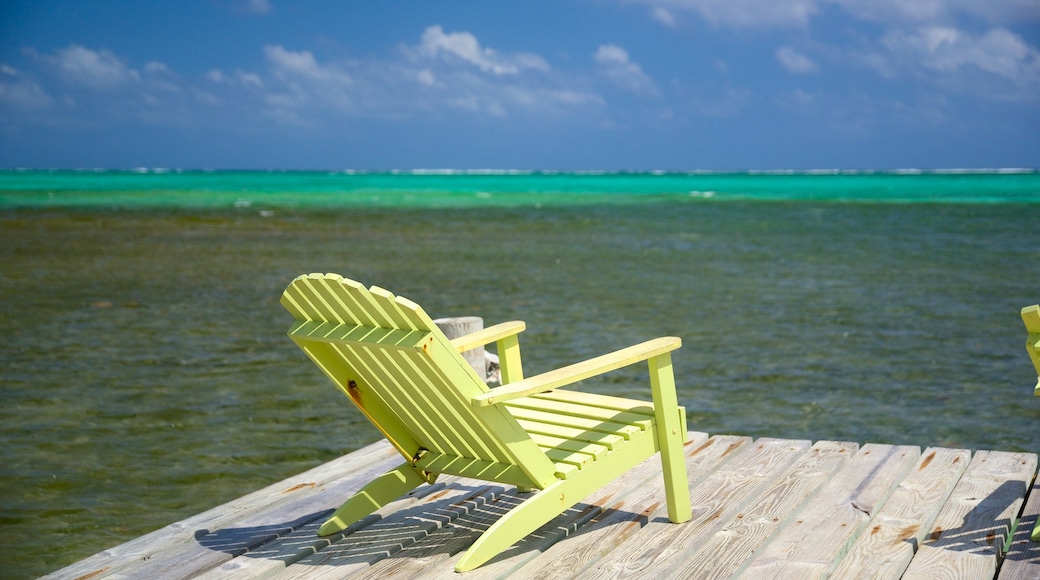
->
403;63;603;118
779;87;817;112
394;26;602;118
631;0;1040;29
418;25;549;75
139;60;182;95
191;88;222;106
46;45;140;90
963;0;1040;23
776;46;818;73
0;65;53;108
685;86;753;117
831;0;956;25
595;44;657;94
627;0;1040;102
632;0;818;28
206;68;263;88
229;0;273;15
882;26;1039;82
553;90;603;106
5;29;606;130
869;26;1040;101
651;7;678;27
236;71;264;88
245;0;273;14
265;45;351;86
833;0;1040;26
416;69;436;86
260;45;352;118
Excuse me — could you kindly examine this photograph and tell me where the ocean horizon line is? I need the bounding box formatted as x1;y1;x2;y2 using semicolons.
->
2;167;1039;175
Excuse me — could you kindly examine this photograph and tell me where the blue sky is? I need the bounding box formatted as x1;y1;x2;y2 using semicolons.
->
1;1;1038;170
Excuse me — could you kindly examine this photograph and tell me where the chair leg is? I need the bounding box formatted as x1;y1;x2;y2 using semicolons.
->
455;477;576;572
455;429;662;572
648;353;692;523
317;461;428;536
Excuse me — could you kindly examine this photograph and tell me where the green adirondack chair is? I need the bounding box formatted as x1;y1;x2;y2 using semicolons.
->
281;273;691;572
1022;305;1040;541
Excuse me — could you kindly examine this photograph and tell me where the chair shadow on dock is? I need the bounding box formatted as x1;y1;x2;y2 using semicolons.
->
192;479;649;574
194;510;334;562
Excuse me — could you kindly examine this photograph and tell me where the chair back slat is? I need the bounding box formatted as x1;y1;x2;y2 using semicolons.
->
391;295;436;332
393;295;439;331
369;285;424;330
337;277;400;329
282;276;340;322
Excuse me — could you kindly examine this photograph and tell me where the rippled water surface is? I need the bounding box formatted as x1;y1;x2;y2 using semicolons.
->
3;199;1039;577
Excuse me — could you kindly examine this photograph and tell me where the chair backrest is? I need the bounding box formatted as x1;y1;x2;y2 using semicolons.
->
281;273;558;488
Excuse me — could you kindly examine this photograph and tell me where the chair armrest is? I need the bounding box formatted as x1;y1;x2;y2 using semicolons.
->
449;321;526;353
471;336;681;407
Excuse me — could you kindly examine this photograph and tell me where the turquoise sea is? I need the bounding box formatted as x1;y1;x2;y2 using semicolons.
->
3;169;1040;208
2;170;1040;578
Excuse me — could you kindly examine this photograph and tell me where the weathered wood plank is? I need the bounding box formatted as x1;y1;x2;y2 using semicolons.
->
502;434;752;579
41;441;400;580
735;443;921;579
670;440;859;579
998;474;1040;580
903;450;1038;580
582;437;812;579
830;446;971;579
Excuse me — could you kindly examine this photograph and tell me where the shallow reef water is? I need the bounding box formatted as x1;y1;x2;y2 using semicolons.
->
2;198;1039;577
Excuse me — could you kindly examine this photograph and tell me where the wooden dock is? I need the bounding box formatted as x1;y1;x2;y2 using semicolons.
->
45;433;1040;579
